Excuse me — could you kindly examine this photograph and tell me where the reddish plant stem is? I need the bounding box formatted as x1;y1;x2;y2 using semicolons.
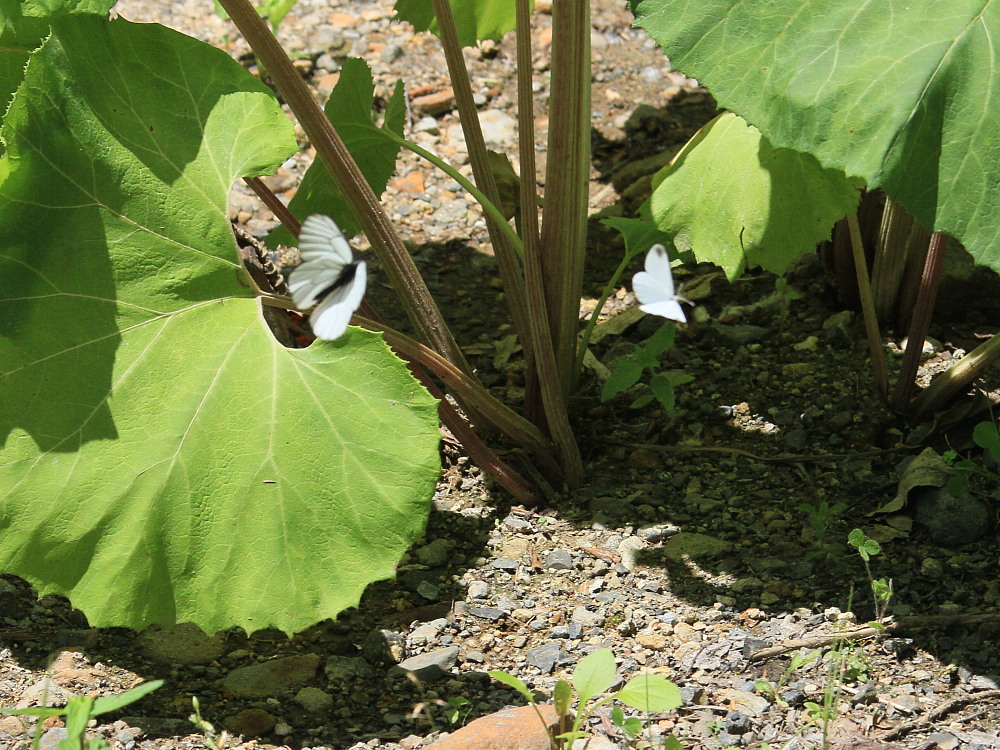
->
217;0;469;374
890;231;947;412
244;176;299;235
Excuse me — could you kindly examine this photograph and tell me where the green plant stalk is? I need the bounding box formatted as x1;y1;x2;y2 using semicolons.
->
515;0;544;427
847;212;889;399
391;136;524;256
427;0;531;335
574;250;635;379
391;140;581;485
428;0;581;485
890;231;947;411
216;0;469;374
539;0;591;398
404;349;544;507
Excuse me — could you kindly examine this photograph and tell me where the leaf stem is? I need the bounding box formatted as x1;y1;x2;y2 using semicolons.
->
354;316;564;484
846;212;889;399
890;231;947;411
217;0;470;374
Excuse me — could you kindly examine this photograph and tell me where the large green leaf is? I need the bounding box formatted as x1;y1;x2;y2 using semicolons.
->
394;0;524;47
0;16;440;634
268;57;407;247
631;0;1000;272
650;113;860;279
0;1;113;131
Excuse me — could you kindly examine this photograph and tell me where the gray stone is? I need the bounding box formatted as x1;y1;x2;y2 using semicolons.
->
392;645;460;681
544;549;574;570
723;710;750;734
417;580;440;600
467;606;504;621
913;486;991;547
477;110;517;146
617;536;646;571
525;643;563;673
637;523;681;543
924;731;959;750
662;533;730;561
362;629;406;665
223;654;320;699
571;606;602;627
324;655;375;682
136;622;224;666
16;679;69;709
409;618;449;645
713;324;772;345
467;580;490;599
38;728;68;750
415;539;455;567
491;557;519;571
503;515;533;531
716;688;769;717
294;687;334;714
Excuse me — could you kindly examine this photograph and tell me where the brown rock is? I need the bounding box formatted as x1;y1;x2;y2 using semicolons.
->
137;622;224;666
425;704;565;750
412;88;455;116
223;654;320;698
225;708;277;738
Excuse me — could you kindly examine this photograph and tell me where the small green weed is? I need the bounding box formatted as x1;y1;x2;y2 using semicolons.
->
601;322;693;411
799;500;849;562
189;696;229;750
489;648;682;749
847;528;893;624
754;648;821;709
3;680;162;750
443;696;474;726
943;418;1000;494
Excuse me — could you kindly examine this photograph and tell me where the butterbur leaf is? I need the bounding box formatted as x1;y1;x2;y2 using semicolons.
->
572;649;616;704
394;0;524;47
553;679;573;717
0;16;440;635
648;113;860;280
633;0;1000;272
616;674;682;713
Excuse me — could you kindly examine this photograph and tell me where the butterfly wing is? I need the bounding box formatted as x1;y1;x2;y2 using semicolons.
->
288;214;356;309
632;244;686;323
298;214;353;265
308;261;367;340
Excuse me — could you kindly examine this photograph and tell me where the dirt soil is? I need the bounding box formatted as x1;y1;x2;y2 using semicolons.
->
3;2;1000;750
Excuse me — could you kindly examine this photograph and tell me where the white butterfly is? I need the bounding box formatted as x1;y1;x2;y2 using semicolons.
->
632;243;688;323
288;214;367;340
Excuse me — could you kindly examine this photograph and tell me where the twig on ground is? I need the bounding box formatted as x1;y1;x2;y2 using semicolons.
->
608;441;908;464
879;688;1000;741
748;612;1000;661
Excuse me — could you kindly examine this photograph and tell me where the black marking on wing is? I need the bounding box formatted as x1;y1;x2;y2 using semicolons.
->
315;262;360;300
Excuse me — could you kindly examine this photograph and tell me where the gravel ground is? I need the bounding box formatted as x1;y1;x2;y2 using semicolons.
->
3;2;1000;750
